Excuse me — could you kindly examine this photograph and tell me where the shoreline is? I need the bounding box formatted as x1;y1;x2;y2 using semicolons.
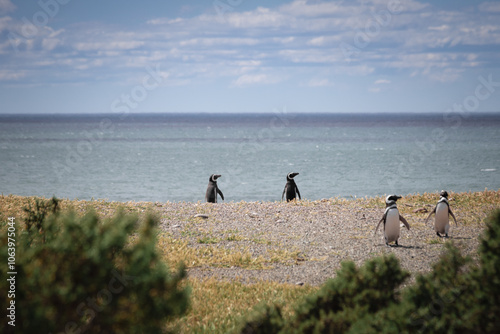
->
1;187;497;205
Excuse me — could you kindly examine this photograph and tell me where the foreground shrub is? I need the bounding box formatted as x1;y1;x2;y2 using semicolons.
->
472;208;500;331
239;209;500;334
0;198;189;333
238;255;409;333
401;210;500;333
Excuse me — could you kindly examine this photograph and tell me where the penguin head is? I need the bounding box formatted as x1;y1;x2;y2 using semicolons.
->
440;190;449;198
209;174;221;182
287;172;299;181
385;195;402;205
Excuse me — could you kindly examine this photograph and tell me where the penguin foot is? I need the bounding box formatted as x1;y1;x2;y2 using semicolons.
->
395;240;399;246
445;233;449;238
436;232;443;238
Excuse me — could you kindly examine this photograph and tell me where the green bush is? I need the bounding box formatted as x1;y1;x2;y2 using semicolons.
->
472;208;500;331
238;255;409;334
401;210;500;333
289;255;409;334
0;198;189;334
239;209;500;334
22;196;59;246
239;304;285;334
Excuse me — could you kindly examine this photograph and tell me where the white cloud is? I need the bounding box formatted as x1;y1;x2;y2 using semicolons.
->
147;17;184;25
234;60;262;67
308;36;325;46
225;7;290;29
0;0;15;14
279;49;342;63
179;37;259;47
42;38;60;51
74;41;144;51
2;0;499;90
307;78;330;87
280;0;353;17
341;64;375;76
232;73;281;87
274;36;295;44
428;25;449;31
424;68;465;83
370;78;391;92
0;15;11;33
479;2;500;13
0;70;26;81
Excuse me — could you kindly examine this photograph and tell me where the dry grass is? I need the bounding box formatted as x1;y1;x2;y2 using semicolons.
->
167;277;316;334
154;232;301;270
1;189;499;333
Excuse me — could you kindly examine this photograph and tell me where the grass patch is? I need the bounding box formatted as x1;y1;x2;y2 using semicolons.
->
427;238;445;245
226;233;244;242
197;236;220;244
155;233;298;269
167;278;317;334
350;235;368;240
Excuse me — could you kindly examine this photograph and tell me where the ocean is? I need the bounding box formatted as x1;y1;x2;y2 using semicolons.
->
0;112;499;203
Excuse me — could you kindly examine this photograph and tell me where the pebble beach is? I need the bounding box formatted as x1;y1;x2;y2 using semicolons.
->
1;191;498;286
157;196;490;286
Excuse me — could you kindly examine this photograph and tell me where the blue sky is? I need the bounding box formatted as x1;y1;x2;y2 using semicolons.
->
1;0;500;113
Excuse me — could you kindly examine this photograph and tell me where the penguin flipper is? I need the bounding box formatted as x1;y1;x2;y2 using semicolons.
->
424;207;436;225
449;208;458;225
217;187;224;201
399;215;410;230
282;186;287;201
296;185;301;200
375;215;386;235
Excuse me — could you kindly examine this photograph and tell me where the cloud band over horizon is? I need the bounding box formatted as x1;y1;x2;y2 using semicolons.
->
0;0;499;113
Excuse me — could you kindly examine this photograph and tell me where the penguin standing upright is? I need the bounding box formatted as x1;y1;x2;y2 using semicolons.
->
375;195;410;246
424;190;457;237
205;174;224;203
282;172;301;202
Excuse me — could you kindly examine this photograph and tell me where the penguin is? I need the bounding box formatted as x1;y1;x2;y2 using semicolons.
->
424;190;457;238
282;172;301;202
375;195;410;246
205;174;224;203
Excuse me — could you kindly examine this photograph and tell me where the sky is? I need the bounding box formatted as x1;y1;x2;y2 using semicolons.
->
0;0;500;114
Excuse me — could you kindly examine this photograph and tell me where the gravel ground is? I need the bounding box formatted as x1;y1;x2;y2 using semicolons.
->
157;200;485;286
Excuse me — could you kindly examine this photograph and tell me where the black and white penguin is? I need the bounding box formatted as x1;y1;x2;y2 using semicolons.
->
424;190;457;237
282;172;301;202
375;195;410;246
205;174;224;203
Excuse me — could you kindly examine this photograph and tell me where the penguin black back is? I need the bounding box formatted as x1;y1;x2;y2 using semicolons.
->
205;174;224;203
282;172;301;202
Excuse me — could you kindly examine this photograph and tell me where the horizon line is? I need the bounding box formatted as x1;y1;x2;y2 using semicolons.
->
1;110;500;117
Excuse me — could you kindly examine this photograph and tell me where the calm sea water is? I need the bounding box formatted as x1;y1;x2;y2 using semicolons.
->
0;113;499;202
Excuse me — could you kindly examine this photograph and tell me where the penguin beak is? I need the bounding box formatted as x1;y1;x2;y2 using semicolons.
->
290;172;299;178
214;174;221;180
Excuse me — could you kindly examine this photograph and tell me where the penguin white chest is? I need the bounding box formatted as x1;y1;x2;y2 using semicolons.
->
385;209;400;243
435;202;450;234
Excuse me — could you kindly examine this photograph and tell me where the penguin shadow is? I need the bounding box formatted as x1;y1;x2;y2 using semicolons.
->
374;242;423;250
390;244;423;249
441;236;472;240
